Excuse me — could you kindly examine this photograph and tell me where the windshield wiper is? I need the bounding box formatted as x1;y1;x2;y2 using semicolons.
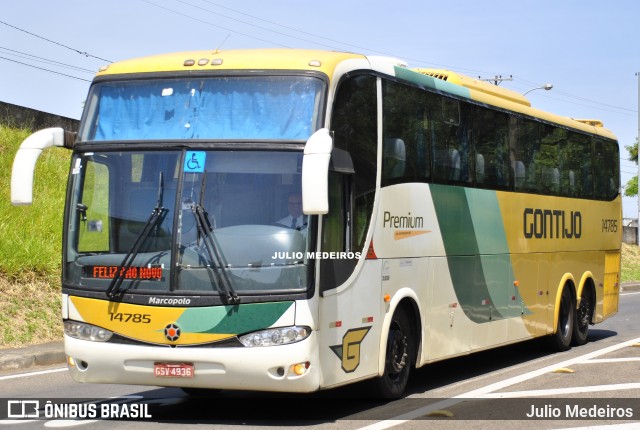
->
191;175;239;304
106;172;168;299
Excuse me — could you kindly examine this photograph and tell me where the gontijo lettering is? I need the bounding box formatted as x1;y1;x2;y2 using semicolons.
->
523;208;582;239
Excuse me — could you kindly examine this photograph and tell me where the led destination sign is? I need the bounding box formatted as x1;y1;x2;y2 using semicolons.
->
83;266;163;281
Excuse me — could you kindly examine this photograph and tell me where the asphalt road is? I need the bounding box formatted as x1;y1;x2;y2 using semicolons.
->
1;290;640;430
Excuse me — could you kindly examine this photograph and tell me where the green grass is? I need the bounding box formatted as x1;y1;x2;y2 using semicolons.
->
0;125;68;347
0;126;68;281
621;243;640;283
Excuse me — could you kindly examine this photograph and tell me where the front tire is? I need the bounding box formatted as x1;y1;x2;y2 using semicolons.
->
550;287;574;351
374;310;414;399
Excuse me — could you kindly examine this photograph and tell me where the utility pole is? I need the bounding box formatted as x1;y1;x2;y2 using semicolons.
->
478;75;513;86
637;72;640;245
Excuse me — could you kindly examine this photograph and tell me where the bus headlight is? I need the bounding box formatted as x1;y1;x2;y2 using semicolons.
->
64;321;113;342
239;326;310;347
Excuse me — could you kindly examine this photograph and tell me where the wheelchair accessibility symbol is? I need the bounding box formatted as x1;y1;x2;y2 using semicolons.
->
184;151;206;173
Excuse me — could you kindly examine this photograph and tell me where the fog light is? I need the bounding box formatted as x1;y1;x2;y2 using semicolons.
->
67;356;76;367
292;361;310;376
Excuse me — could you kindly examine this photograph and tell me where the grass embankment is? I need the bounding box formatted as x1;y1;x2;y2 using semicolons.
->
621;242;640;283
0;126;68;347
1;125;640;348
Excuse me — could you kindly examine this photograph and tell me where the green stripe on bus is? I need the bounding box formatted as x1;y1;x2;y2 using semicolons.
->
393;67;471;99
431;185;528;323
176;301;293;335
465;188;529;317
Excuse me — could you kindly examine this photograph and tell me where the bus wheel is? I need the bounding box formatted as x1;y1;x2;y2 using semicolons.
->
375;310;413;399
550;287;574;351
572;287;592;346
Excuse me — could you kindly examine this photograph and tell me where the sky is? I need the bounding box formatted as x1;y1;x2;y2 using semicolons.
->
1;0;639;217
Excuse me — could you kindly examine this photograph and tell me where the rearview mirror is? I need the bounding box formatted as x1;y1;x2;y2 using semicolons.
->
301;128;333;214
11;127;74;205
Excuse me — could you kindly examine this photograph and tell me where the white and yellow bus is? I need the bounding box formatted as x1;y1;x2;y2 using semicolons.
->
11;49;621;398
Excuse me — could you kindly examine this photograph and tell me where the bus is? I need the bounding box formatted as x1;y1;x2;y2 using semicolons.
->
11;49;621;399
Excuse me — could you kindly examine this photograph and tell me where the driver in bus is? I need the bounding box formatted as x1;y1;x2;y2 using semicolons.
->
276;193;307;230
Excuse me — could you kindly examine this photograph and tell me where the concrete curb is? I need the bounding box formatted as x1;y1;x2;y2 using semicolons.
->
621;282;640;293
0;341;65;371
1;282;639;372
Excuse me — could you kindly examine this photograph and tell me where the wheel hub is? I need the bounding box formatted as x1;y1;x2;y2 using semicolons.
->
390;332;407;373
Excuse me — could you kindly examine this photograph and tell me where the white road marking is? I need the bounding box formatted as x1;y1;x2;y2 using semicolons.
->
553;423;640;430
0;367;67;381
482;382;640;398
587;358;640;363
356;336;640;430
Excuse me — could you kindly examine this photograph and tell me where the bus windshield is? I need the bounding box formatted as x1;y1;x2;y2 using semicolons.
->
79;75;324;141
64;150;312;297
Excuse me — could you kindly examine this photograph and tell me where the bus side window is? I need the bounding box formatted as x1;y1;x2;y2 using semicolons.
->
534;125;562;196
381;80;431;185
325;73;376;290
431;97;465;185
383;138;406;180
561;132;588;198
593;138;619;200
472;107;509;190
78;159;110;253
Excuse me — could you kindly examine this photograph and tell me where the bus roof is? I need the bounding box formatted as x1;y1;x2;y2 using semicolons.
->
96;48;366;79
95;48;617;141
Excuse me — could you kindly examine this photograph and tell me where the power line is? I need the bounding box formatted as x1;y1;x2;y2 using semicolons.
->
509;76;637;115
0;46;95;74
139;0;292;48
173;0;337;50
0;57;92;82
0;19;112;63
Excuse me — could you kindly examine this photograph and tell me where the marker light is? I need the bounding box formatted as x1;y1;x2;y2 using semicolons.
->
239;326;311;347
64;321;112;342
292;361;310;375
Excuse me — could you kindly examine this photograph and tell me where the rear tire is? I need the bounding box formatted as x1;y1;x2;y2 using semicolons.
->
550;287;574;351
374;309;414;399
572;287;592;346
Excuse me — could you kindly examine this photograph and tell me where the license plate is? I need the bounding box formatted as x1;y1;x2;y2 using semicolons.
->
154;362;194;378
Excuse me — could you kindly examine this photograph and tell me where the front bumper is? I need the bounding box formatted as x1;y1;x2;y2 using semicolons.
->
64;333;320;393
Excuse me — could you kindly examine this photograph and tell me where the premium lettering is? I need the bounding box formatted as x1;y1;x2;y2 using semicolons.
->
383;211;424;229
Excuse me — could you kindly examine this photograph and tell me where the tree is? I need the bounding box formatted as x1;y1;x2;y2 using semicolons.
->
624;138;639;197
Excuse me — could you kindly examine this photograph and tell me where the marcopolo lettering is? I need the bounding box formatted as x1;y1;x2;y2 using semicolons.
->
523;208;582;239
383;211;424;229
148;297;191;306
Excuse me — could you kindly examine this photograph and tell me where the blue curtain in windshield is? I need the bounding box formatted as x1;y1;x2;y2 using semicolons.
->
90;77;322;141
